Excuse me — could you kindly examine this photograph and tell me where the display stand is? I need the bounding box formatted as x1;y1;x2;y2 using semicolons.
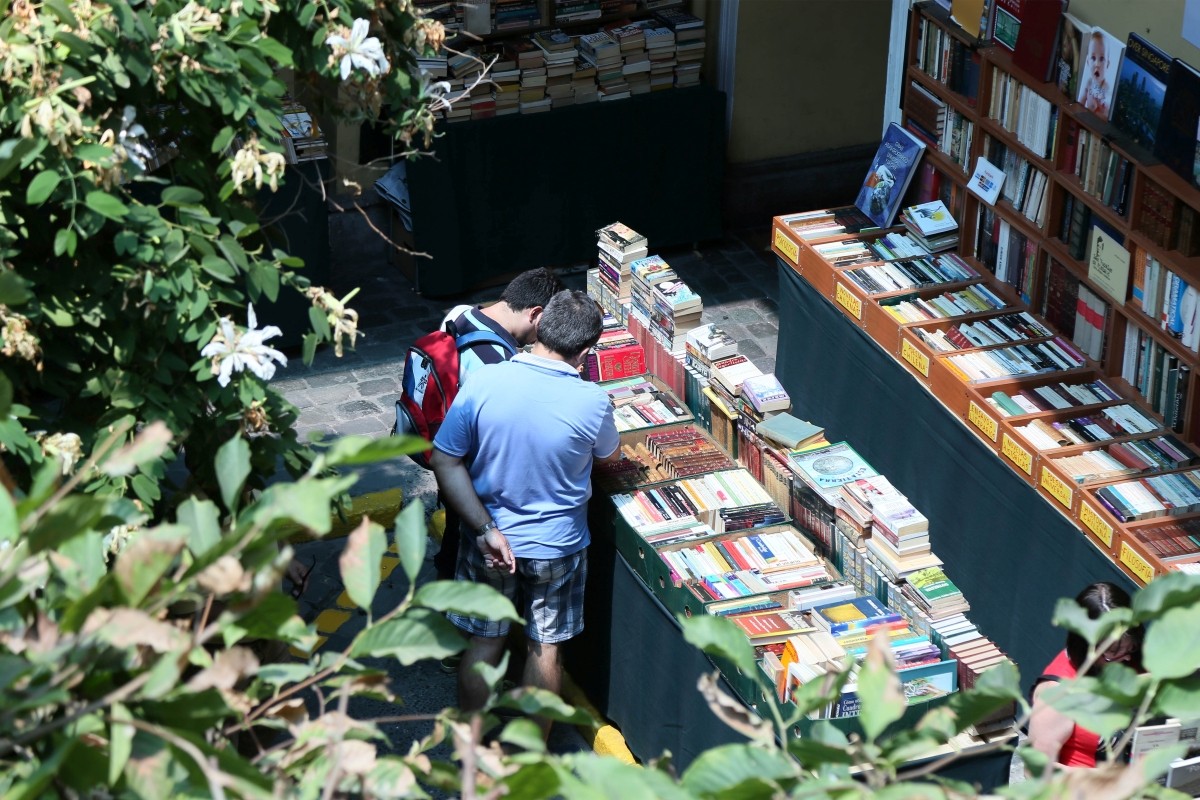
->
405;85;725;296
570;493;1015;787
773;257;1135;687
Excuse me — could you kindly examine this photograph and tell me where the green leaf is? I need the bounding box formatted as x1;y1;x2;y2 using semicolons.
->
0;270;30;306
413;580;522;622
394;500;426;585
114;525;186;606
85;190;128;220
2;738;76;800
216;434;250;513
0;477;15;545
99;420;173;477
25;170;61;204
1133;572;1200;622
679;613;757;677
499;718;546;753
339;519;387;612
308;305;331;338
681;743;797;796
302;332;318;365
28;495;107;553
1145;603;1200;679
496;687;594;726
0;138;37;182
1043;677;1133;739
856;632;907;743
350;608;465;665
52;228;77;257
1052;597;1131;651
74;143;113;162
161;186;205;206
176;497;221;557
1154;673;1200;720
253;35;293;66
211;126;236;154
201;255;236;283
258;480;342;534
108;703;133;785
324;434;429;467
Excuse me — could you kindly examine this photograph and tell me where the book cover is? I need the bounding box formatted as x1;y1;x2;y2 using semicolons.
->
1155;58;1200;189
1056;13;1089;98
854;122;927;229
789;441;878;491
810;594;900;634
904;199;958;236
756;413;825;449
1009;0;1067;83
1111;33;1172;150
990;0;1020;52
1077;27;1125;120
1087;224;1130;304
741;373;791;413
950;0;987;39
967;156;1005;205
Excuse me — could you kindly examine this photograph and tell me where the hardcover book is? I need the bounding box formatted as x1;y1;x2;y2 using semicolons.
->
1111;33;1172;150
1056;13;1088;99
1087;225;1130;305
1077;27;1124;120
756;414;825;450
740;373;791;413
996;0;1067;82
854;122;927;229
1154;58;1200;189
788;441;878;491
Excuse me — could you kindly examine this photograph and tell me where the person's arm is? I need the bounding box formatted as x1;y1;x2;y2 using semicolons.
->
1027;680;1073;763
430;447;515;573
592;401;621;463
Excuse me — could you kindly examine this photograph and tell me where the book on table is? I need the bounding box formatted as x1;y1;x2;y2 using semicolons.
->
740;373;791;413
808;594;901;634
854;122;926;229
903;199;957;236
756;413;825;450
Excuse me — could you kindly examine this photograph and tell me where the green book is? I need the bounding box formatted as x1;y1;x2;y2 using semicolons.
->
990;391;1025;417
756;413;824;449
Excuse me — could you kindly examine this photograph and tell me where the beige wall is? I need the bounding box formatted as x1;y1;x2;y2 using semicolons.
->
1070;0;1200;66
724;0;893;163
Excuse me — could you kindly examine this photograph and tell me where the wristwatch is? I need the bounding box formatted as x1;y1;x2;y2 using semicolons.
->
476;519;498;536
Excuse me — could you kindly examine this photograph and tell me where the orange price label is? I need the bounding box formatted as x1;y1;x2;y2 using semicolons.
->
967;400;998;441
1079;500;1114;548
1002;434;1033;474
1119;542;1155;585
901;338;930;377
1040;467;1073;509
773;228;800;265
834;282;863;319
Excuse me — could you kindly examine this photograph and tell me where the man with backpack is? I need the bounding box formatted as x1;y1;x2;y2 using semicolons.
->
429;289;619;739
395;267;565;580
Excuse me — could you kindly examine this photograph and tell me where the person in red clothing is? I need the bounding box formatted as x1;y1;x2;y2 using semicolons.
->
1027;581;1143;767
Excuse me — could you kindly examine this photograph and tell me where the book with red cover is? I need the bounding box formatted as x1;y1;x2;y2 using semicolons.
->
992;0;1067;83
728;609;811;643
596;342;647;381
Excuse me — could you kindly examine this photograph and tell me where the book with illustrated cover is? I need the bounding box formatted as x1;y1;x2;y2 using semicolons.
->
809;594;900;634
903;200;958;236
1155;58;1200;189
967;156;1005;205
740;373;791;413
854;122;927;229
1111;33;1172;150
787;441;878;491
598;221;647;251
1056;13;1088;98
1077;27;1124;120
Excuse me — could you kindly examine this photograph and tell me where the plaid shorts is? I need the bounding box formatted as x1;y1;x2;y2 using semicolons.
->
446;531;587;644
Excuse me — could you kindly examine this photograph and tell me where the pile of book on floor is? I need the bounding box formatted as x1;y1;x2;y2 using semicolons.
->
899;199;959;253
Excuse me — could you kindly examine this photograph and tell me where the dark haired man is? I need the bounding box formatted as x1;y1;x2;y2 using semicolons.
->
432;267;565;584
430;290;619;738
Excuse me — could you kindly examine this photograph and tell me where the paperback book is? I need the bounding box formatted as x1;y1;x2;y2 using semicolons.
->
1111;33;1172;150
1077;27;1124;120
854;122;926;229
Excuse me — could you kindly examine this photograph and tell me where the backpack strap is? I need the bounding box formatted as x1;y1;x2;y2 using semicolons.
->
456;329;518;357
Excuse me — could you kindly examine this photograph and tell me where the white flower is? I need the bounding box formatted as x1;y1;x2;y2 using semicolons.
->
200;304;288;387
326;18;389;80
39;432;83;475
116;105;155;171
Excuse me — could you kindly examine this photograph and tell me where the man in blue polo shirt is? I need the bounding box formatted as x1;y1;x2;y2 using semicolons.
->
430;290;619;736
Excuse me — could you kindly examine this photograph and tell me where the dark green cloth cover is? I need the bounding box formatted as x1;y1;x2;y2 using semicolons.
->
407;86;726;296
774;259;1134;689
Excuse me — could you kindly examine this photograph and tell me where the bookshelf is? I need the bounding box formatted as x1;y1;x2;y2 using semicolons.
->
770;0;1200;591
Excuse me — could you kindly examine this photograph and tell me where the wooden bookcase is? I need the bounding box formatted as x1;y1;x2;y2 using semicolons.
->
768;3;1200;587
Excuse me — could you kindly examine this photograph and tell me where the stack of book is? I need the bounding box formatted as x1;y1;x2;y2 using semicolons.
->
594;221;647;317
553;0;601;23
1094;468;1200;521
899;199;959;253
655;7;704;86
778;206;879;242
573;56;599;104
708;354;763;398
637;19;677;90
493;0;542;30
787;441;879;506
605;19;650;96
532;29;578;109
579;30;625;98
842;252;979;296
583;314;647;383
651;273;703;357
611;468;785;535
928;615;1011;692
684;323;738;379
740;373;791;415
843;475;942;579
902;566;970;620
599;374;692;432
277;100;328;164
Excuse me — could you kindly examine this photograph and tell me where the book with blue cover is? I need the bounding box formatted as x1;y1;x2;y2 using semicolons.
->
809;594;901;634
854;122;927;229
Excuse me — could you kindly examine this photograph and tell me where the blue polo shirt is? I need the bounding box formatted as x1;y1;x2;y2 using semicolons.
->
433;352;619;559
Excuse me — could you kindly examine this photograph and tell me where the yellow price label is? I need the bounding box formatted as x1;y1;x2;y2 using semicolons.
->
900;338;930;377
1119;542;1155;585
1040;467;1074;509
773;228;800;265
1002;434;1033;474
967;401;998;441
1079;500;1114;548
834;283;863;319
